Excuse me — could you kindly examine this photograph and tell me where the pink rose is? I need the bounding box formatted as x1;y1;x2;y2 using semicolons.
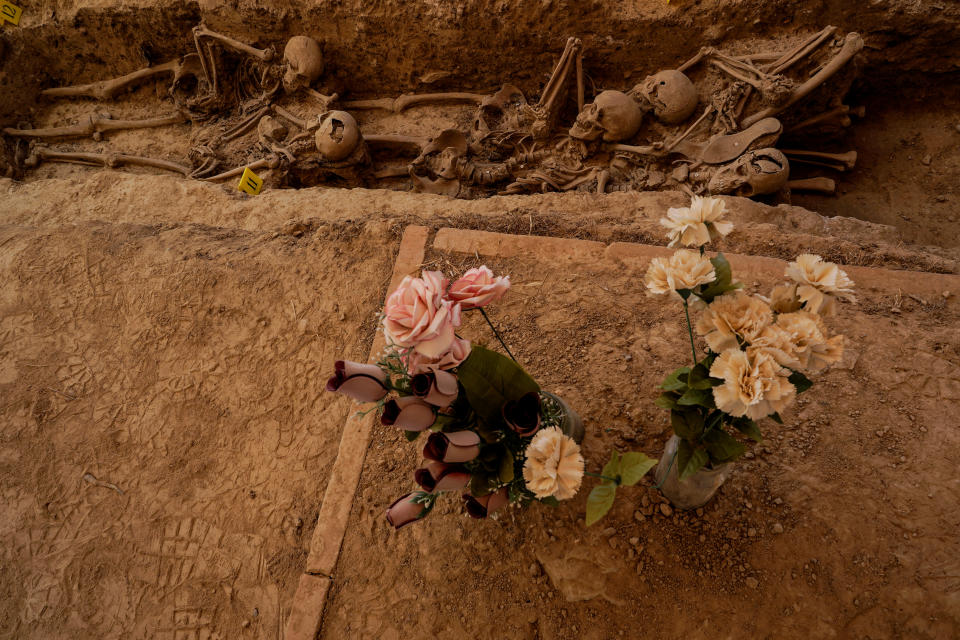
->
448;267;510;309
383;271;461;358
407;336;472;375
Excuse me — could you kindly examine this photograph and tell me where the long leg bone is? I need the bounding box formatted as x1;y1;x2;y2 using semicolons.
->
3;112;188;140
202;157;274;182
342;92;486;113
531;37;583;134
24;146;191;175
742;32;863;128
786;105;855;133
782;149;856;170
41;60;182;100
788;177;836;194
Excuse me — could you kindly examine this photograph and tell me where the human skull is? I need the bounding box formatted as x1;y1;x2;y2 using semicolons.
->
568;90;644;142
282;36;324;93
315;111;360;162
708;148;790;197
635;70;698;124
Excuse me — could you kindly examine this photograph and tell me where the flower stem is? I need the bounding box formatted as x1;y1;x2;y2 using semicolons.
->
478;306;517;362
683;299;698;366
584;471;619;483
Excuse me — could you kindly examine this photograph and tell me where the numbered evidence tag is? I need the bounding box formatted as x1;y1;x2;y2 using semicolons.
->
237;166;263;196
1;1;23;25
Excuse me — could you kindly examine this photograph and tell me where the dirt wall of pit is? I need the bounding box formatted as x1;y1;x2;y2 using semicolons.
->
2;0;959;122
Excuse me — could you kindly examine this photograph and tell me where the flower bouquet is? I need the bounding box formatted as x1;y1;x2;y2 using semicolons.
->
326;267;589;528
645;196;854;508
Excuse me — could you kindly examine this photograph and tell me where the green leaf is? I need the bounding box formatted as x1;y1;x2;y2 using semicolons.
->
498;449;515;483
703;428;747;462
687;364;714;390
678;445;709;480
601;451;621;480
730;417;763;442
457;345;540;426
670;409;705;440
660;366;691;392
404;430;422;442
769;412;784;425
655;392;679;410
698;252;741;303
619;452;658;486
677;387;716;409
788;370;813;394
585;481;617;527
539;496;560;507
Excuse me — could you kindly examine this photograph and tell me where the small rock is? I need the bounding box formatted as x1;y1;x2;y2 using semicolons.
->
921;154;932;166
772;523;784;534
602;527;616;537
634;511;645;522
746;577;759;589
242;620;250;628
660;504;673;517
636;561;645;574
748;528;757;537
943;290;952;299
695;508;704;517
773;498;783;505
529;563;540;577
641;495;651;508
629;537;640;546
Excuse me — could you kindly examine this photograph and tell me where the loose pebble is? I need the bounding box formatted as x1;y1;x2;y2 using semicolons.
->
660;504;673;517
746;577;759;589
773;523;784;534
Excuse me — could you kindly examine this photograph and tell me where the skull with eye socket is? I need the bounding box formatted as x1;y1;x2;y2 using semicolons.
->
568;90;644;142
707;148;790;197
282;36;324;94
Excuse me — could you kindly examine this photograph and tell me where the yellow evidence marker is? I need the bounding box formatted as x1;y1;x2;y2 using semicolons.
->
237;166;263;196
1;1;23;25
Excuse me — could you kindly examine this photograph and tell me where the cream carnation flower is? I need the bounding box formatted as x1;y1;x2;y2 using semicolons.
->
763;283;804;314
695;291;773;353
775;311;844;373
710;348;796;420
645;250;716;297
660;196;734;248
747;324;802;369
522;427;584;500
785;254;856;315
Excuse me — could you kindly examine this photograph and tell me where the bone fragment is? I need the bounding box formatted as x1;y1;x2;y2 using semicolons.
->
41;60;181;100
343;92;486;113
788;177;836;194
782;149;856;170
193;24;274;61
203;158;272;182
25;147;192;176
742;33;863;128
4;112;187;140
767;26;839;74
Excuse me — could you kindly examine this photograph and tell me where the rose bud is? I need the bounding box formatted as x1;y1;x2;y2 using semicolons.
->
462;487;510;519
502;391;541;437
381;396;436;431
410;367;458;408
423;430;481;463
385;492;433;529
448;266;511;310
414;461;470;492
325;360;388;403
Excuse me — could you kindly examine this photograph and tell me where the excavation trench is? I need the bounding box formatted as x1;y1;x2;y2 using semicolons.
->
1;0;958;249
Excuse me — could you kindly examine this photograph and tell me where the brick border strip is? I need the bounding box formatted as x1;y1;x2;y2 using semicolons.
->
285;225;429;640
434;228;960;302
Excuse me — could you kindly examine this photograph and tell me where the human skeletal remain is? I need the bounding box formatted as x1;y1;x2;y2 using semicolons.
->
315;111;361;161
4;111;188;141
632;70;698;124
568;90;644;142
708;148;789;197
282;36;324;94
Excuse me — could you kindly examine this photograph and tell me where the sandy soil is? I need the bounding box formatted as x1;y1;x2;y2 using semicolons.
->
323;230;960;640
0;220;396;638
